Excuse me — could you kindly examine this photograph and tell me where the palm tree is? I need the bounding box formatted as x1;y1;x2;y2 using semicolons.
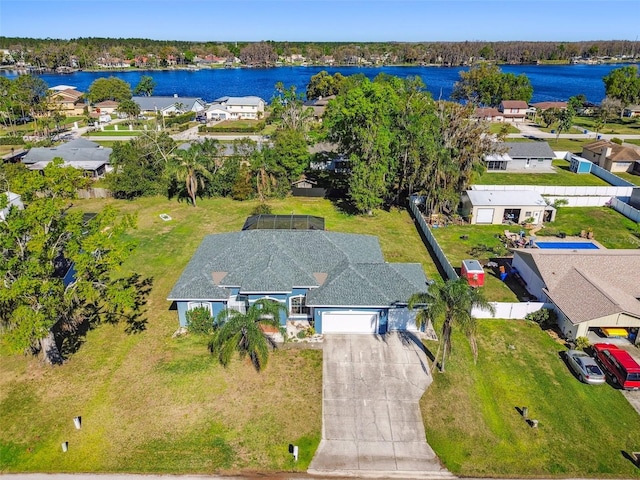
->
408;277;495;372
209;299;286;372
169;147;213;207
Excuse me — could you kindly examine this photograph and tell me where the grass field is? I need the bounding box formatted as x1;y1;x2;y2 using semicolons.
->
475;159;611;186
421;320;640;478
573;116;640;135
0;196;440;474
488;123;519;135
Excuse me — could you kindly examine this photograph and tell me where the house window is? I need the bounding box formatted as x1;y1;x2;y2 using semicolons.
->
289;295;310;317
187;302;212;314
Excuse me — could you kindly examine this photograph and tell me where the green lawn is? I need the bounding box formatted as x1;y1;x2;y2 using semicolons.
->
573;115;640;135
475;159;611;186
0;196;439;474
421;320;640;478
615;171;640;186
537;207;640;249
84;130;142;137
430;224;520;302
488;123;519;135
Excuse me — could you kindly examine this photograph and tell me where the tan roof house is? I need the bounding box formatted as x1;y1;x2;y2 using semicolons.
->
581;140;640;173
624;105;640;117
473;107;504;122
498;100;529;122
93;100;119;115
49;87;85;116
511;249;640;343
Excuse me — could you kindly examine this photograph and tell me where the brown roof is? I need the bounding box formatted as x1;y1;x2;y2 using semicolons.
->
94;100;119;108
583;140;640;162
473;107;502;118
500;100;529;109
514;249;640;324
531;101;567;111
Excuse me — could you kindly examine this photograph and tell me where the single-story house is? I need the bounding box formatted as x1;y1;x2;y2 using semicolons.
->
93;100;119;115
461;190;554;225
624;105;640;118
132;95;206;117
303;95;335;120
529;101;568;112
167;229;430;335
21;138;112;178
0;191;23;221
204;96;265;120
472;107;504;122
581;140;640;174
511;249;640;344
484;141;556;171
498;100;529;122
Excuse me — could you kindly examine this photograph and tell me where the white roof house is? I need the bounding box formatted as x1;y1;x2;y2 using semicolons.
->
132;95;206;116
205;96;265;120
461;190;553;225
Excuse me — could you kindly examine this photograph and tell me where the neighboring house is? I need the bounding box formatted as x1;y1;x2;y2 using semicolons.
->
167;229;430;335
132;95;206;117
581;140;640;173
49;87;85;116
204;96;265;120
93;100;119;115
21;138;112;178
624;105;640;117
461;190;554;225
498;100;529;122
0;191;24;221
303;95;335;120
484;141;556;171
291;176;326;198
511;249;640;344
472;107;504;122
530;101;568;112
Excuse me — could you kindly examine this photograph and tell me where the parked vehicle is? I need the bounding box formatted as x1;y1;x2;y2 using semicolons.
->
593;343;640;390
564;350;606;385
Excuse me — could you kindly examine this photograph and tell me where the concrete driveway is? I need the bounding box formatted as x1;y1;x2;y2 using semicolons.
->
308;333;452;479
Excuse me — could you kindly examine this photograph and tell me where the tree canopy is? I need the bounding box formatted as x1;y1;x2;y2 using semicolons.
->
86;76;132;103
133;75;156;96
324;73;499;214
0;160;150;364
306;70;346;99
603;65;640;110
451;63;533;106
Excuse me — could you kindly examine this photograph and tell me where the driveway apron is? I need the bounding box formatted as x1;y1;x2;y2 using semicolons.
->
309;333;453;478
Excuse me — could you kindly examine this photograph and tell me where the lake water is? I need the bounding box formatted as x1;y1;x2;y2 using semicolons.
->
3;63;638;104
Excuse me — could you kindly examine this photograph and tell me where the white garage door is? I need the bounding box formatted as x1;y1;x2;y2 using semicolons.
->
322;311;379;334
476;208;494;224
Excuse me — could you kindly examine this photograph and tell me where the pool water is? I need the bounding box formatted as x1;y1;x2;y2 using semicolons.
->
535;241;599;250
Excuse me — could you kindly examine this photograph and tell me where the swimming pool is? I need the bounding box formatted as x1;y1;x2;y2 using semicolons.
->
535;241;599;250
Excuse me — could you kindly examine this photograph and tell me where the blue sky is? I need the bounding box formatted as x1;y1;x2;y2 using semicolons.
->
1;0;639;42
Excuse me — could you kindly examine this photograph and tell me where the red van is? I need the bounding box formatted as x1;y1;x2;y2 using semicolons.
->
593;343;640;390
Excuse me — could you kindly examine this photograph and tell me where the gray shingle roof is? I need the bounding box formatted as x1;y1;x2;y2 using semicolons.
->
22;140;112;165
503;142;555;159
132;96;204;112
167;230;428;305
306;263;428;306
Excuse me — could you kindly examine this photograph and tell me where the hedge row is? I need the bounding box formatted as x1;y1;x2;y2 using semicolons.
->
164;112;195;127
199;121;265;133
0;136;26;145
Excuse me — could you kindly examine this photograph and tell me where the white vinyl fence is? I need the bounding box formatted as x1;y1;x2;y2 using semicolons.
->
610;196;640;223
472;302;552;320
544;196;616;207
471;184;634;197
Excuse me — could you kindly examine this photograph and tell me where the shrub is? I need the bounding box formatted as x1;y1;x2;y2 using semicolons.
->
164;112;194;127
251;203;272;215
574;336;591;350
610;137;623;145
525;308;557;330
0;136;25;145
186;306;215;335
